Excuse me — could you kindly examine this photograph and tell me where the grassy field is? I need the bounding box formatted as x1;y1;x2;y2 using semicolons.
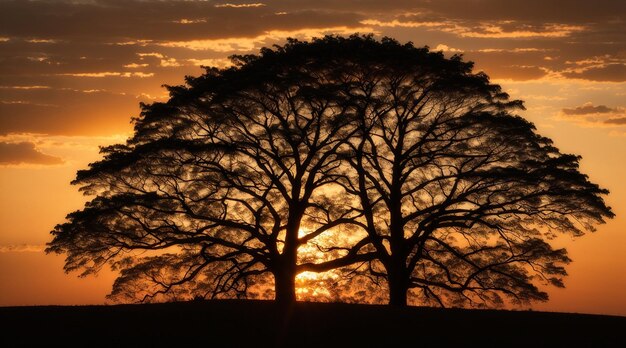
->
1;300;624;347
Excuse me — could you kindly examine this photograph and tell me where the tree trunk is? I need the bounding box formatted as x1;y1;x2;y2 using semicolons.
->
388;284;408;306
274;223;298;305
274;266;297;304
274;203;301;305
387;266;409;306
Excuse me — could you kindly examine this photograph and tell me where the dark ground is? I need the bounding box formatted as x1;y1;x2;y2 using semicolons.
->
0;300;624;347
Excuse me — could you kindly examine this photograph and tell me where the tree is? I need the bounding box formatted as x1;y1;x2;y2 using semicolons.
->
47;37;372;303
48;35;613;307
331;37;615;306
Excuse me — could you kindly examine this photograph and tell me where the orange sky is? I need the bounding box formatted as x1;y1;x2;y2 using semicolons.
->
1;0;625;316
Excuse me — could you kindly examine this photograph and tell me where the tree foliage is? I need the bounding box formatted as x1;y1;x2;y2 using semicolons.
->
47;35;613;307
317;38;615;306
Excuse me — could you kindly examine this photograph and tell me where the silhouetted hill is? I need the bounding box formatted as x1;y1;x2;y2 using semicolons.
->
0;300;624;347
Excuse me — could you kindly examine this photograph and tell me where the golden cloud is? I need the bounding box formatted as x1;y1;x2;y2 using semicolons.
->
26;38;58;44
159;58;181;67
477;48;546;53
174;18;207;24
361;18;585;39
123;63;149;69
0;85;50;90
158;26;378;52
187;58;233;68
59;72;154;78
214;3;266;8
454;23;585;38
137;52;165;59
359;19;443;28
433;44;462;52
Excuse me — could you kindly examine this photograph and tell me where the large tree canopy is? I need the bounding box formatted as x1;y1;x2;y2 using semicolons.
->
331;39;614;306
48;35;613;307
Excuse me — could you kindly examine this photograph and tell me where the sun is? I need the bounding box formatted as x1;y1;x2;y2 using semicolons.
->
295;227;343;301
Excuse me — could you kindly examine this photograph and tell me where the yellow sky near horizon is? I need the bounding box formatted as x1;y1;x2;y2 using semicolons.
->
1;0;625;316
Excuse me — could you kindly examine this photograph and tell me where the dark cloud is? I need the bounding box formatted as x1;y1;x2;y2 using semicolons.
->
3;1;621;42
0;0;624;136
605;117;626;125
563;104;619;115
411;0;626;22
560;104;626;129
0;142;63;165
267;0;626;22
0;1;362;42
562;64;626;82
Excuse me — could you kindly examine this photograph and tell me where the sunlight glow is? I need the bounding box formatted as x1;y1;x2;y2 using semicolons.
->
296;271;340;299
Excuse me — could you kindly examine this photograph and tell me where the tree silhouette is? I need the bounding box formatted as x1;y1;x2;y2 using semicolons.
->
331;37;614;306
47;35;613;307
47;37;373;303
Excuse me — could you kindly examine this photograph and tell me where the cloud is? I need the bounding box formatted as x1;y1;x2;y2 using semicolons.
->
562;64;626;82
214;3;266;8
187;58;233;68
362;19;585;39
0;0;623;85
0;85;50;90
562;104;618;115
354;11;623;82
158;26;377;52
159;37;258;52
25;38;58;44
174;19;207;24
415;0;626;22
133;52;186;67
137;52;165;59
113;40;152;47
123;63;149;69
559;102;626;128
0;244;45;253
0;142;63;165
455;22;584;39
158;58;181;68
1;100;58;107
0;0;625;138
605;117;626;125
59;72;154;78
0;0;362;42
359;19;443;28
477;48;546;53
433;44;462;52
0;133;129;152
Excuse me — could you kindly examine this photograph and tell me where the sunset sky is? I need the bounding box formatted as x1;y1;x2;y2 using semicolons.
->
1;0;625;316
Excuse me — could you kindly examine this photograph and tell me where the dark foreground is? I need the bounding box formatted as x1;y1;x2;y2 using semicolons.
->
1;300;624;347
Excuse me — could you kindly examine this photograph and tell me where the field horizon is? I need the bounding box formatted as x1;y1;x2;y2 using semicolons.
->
1;299;624;347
